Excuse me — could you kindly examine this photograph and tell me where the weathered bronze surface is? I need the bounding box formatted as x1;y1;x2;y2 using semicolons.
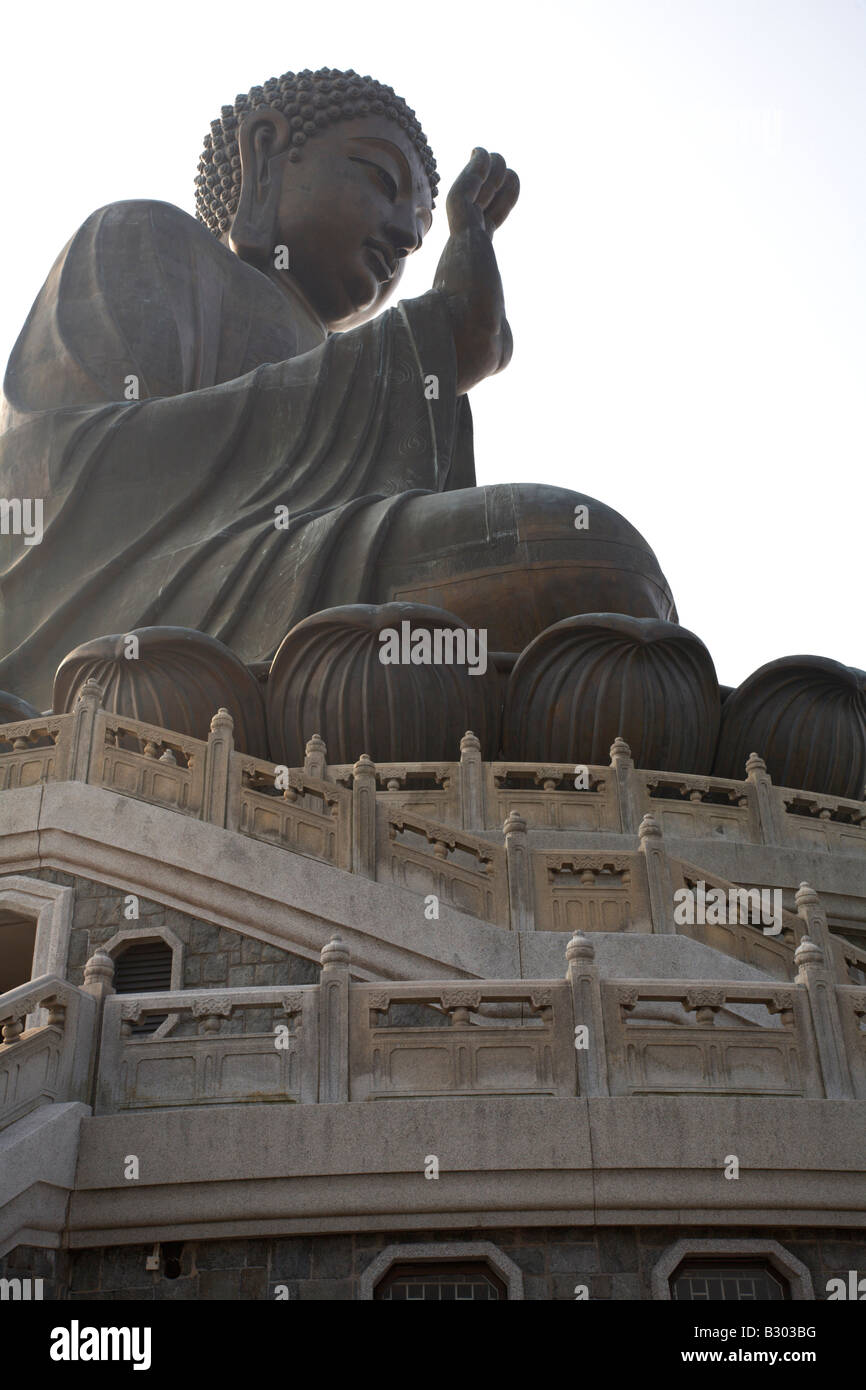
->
0;691;40;723
713;656;866;800
267;602;499;765
53;628;268;756
0;69;674;712
504;614;720;771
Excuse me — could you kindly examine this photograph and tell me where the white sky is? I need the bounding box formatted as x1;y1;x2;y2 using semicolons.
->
2;0;864;688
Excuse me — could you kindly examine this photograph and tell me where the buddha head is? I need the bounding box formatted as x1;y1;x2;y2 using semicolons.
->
196;69;438;331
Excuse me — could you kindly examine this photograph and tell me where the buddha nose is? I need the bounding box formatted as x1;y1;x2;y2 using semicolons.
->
384;212;422;258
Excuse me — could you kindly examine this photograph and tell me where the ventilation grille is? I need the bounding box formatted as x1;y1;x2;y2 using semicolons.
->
115;941;173;993
114;941;173;1037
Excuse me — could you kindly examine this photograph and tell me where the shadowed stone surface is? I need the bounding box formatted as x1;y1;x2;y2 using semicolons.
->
12;868;320;998
6;1226;861;1300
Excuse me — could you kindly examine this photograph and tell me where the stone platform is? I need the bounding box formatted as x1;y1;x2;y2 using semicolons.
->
0;683;864;1299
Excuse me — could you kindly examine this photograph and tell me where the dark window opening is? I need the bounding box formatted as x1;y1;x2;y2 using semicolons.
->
161;1242;184;1280
0;913;37;994
671;1259;788;1301
375;1261;506;1300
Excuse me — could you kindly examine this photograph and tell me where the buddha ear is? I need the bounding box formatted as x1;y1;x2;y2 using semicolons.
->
230;107;293;267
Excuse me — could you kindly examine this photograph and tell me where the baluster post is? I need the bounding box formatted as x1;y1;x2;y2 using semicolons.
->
459;730;484;829
318;936;350;1102
566;932;609;1096
82;949;116;1109
609;736;637;834
639;813;675;933
794;931;854;1099
504;811;534;931
795;880;832;961
745;752;782;846
304;733;328;781
70;679;103;782
82;949;116;1004
352;754;377;878
202;708;234;827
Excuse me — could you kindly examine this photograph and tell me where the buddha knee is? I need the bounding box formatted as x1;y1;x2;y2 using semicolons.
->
373;484;677;652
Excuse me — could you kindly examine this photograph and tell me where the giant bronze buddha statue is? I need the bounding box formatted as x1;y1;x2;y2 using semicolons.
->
1;69;863;795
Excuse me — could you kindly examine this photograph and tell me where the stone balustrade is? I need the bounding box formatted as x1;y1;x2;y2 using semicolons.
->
638;771;758;843
4;932;863;1123
601;977;815;1097
96;981;321;1114
349;979;573;1100
533;851;644;933
89;707;207;815
837;986;866;1100
0;691;864;951
228;749;352;870
329;757;462;825
0;714;70;789
779;786;866;856
0;972;97;1129
671;858;804;980
488;760;617;832
382;807;508;925
1;692;863;860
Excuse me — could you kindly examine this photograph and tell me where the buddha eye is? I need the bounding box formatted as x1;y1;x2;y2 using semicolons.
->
348;156;398;202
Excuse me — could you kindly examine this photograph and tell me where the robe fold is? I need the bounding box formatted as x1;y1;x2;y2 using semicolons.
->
0;199;475;707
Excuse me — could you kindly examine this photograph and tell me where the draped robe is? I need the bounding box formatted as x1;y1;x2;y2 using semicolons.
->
0;199;475;708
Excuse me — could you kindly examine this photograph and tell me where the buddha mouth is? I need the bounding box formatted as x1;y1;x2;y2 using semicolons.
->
363;239;396;282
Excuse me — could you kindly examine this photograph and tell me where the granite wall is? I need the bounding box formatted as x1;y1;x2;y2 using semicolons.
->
9;868;320;993
3;1227;863;1301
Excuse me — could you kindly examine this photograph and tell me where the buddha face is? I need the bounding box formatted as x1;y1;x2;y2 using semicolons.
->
232;112;434;332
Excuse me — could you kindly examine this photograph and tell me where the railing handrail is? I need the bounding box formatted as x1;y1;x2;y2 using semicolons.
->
0;713;70;739
328;759;457;778
235;754;348;804
604;977;799;1004
386;807;499;854
674;857;802;928
354;979;563;1000
95;707;207;758
103;982;318;1013
0;972;77;1023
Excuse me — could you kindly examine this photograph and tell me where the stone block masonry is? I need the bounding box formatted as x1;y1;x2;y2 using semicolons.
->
9;868;320;994
3;1227;863;1300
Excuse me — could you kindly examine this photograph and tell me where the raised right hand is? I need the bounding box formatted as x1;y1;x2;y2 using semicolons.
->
433;148;520;395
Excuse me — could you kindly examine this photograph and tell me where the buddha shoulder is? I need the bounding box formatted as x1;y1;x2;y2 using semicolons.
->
3;200;323;407
63;199;260;294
